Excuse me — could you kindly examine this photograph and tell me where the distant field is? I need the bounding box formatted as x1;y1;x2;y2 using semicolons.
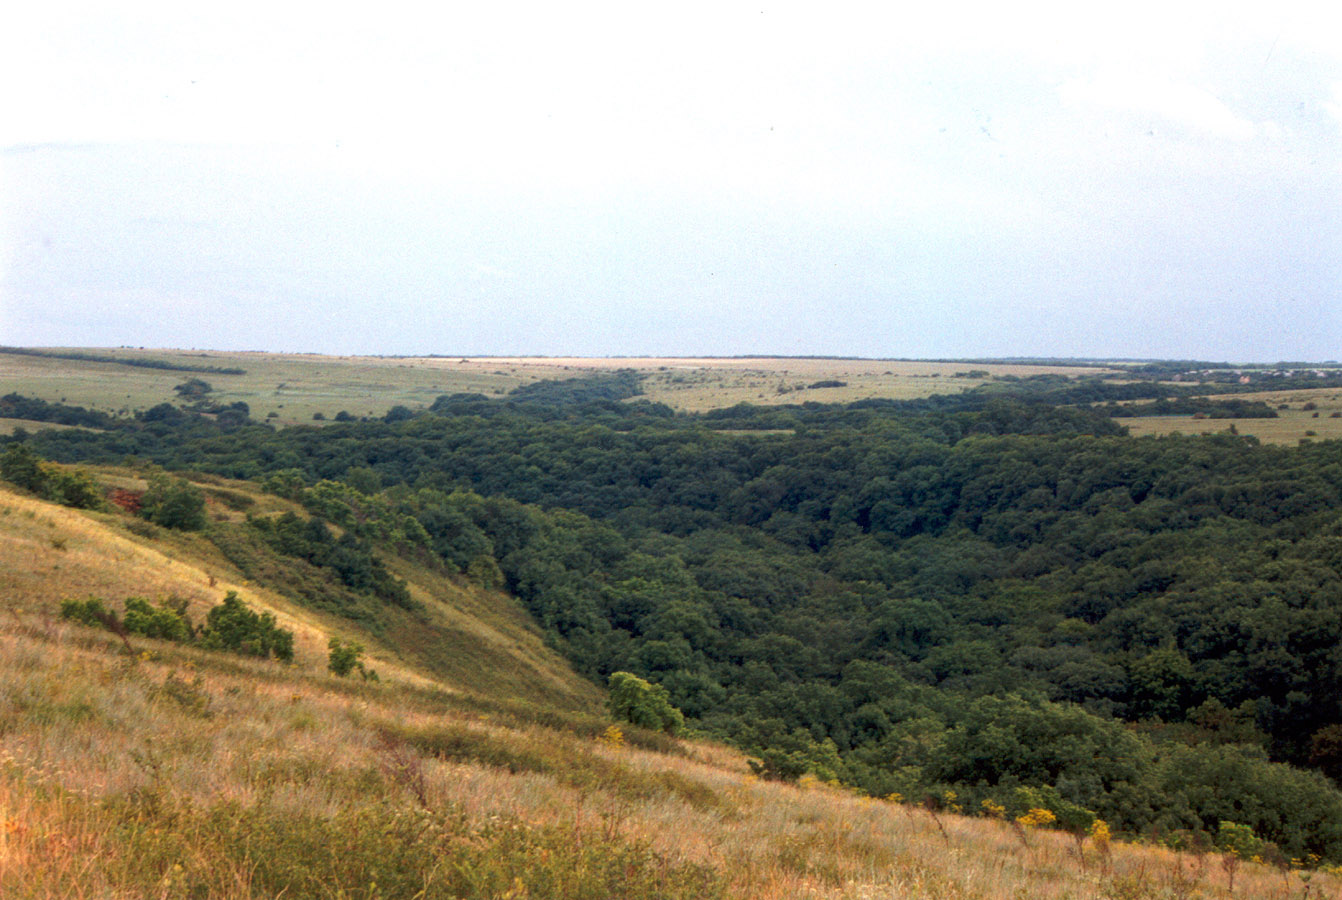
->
0;348;1119;421
0;349;550;425
0;418;92;435
9;349;1341;437
589;357;1116;412
1123;387;1342;445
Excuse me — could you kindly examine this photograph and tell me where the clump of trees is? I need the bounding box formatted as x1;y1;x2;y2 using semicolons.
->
0;445;212;530
61;591;294;662
199;592;295;660
173;378;213;399
0;444;102;509
140;473;207;530
608;672;684;735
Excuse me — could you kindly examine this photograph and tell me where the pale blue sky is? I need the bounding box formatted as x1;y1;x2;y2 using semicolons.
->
2;2;1340;360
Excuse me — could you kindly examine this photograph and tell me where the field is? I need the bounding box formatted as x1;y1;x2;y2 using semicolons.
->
1;477;1334;899
616;358;1114;412
0;349;543;426
0;348;1118;423
1123;387;1342;445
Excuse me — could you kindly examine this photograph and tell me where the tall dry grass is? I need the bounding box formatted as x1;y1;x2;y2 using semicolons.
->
2;609;1336;900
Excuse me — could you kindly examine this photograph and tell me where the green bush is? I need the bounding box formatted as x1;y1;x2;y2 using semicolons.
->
607;672;684;736
1217;820;1266;859
140;474;207;530
61;591;295;663
328;637;376;680
200;591;295;661
0;443;45;492
43;466;103;509
122;596;193;642
1;444;103;509
60;597;110;627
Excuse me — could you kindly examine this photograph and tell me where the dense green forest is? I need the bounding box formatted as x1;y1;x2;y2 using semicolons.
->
12;369;1342;860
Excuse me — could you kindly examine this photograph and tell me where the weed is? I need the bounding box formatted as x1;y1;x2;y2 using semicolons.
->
152;671;212;718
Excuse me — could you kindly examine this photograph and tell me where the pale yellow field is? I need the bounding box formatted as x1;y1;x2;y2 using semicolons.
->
0;348;1119;421
1123;388;1342;445
0;349;547;426
598;358;1115;412
0;418;91;436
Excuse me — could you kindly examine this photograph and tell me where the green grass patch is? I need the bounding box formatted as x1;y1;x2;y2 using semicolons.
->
378;719;722;813
93;791;728;900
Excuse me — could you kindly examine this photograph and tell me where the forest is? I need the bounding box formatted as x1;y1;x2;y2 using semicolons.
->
12;368;1342;860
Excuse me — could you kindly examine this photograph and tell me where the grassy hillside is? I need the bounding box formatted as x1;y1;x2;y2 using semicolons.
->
4;592;1336;898
2;477;1339;897
0;475;599;709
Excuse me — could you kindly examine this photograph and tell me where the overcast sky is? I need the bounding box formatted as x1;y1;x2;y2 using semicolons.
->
2;2;1340;360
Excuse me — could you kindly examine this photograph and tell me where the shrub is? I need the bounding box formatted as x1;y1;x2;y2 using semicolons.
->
0;443;45;492
173;378;213;398
607;672;684;735
140;474;207;530
60;597;109;627
43;467;102;509
122;596;193;642
200;592;294;661
60;592;294;663
328;637;376;680
747;748;810;782
1217;820;1266;859
0;444;103;509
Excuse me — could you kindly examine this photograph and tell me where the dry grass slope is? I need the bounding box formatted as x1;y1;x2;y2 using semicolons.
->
0;479;599;707
2;613;1336;899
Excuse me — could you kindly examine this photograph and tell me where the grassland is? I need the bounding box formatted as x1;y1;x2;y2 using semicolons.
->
0;347;1119;422
3;477;1338;898
0;349;546;426
1123;388;1342;445
617;358;1114;413
0;419;90;436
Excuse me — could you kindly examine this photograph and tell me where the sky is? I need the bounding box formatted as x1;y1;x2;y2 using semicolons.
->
2;2;1340;361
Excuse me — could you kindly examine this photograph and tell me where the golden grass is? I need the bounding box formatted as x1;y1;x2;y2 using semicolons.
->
1;610;1335;899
